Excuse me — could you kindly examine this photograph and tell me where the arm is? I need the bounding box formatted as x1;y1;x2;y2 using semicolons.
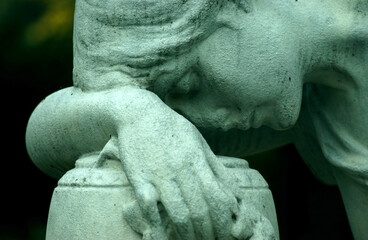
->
26;87;121;178
26;86;167;178
27;86;276;239
26;86;231;238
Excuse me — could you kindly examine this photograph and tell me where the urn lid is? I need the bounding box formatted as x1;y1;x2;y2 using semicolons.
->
58;154;268;189
58;154;130;187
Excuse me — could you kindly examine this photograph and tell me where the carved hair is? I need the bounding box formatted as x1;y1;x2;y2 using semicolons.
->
73;0;249;91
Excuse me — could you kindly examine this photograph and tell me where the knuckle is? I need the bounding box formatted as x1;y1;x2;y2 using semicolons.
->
137;186;158;207
140;196;155;208
216;190;232;206
171;209;190;226
191;205;210;224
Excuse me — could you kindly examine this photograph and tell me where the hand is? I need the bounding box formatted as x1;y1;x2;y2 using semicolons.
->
114;107;240;239
94;89;277;239
232;200;277;240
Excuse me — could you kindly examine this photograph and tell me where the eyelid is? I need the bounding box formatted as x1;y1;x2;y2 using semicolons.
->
216;0;252;30
237;0;252;13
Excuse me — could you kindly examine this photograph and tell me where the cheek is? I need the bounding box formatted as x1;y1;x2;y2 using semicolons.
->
236;27;303;129
198;13;303;128
197;28;288;107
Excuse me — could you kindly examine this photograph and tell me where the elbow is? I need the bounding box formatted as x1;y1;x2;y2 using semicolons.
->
25;87;111;179
25;91;80;179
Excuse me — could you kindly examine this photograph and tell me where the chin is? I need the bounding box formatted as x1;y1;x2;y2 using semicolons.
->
270;117;297;131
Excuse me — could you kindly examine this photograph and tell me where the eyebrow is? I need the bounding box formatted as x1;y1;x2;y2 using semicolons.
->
235;0;252;13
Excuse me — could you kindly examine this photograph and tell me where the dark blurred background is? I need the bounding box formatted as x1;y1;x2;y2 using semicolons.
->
1;0;73;239
0;0;352;239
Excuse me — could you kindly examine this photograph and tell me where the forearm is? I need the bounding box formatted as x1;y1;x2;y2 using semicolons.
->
26;86;167;178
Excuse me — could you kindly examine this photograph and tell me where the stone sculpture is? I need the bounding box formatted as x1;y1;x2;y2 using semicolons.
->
26;0;368;239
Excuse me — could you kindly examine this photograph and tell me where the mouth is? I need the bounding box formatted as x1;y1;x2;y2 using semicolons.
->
217;109;257;131
238;109;262;130
264;116;296;131
169;98;273;132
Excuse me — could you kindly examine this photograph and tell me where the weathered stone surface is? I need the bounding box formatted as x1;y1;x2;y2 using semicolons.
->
26;0;368;239
46;155;278;239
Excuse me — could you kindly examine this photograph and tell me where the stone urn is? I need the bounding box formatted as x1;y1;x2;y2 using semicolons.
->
46;154;279;240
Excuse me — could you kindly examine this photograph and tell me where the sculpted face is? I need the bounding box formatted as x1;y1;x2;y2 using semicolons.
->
165;1;305;131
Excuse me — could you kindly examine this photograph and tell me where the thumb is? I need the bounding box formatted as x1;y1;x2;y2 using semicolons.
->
123;200;150;234
232;200;277;240
123;201;169;240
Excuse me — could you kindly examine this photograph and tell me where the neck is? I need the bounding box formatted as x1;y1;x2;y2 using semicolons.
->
295;0;368;89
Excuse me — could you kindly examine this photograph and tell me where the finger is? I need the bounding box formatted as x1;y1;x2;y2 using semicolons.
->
232;201;256;239
207;188;237;239
158;180;196;240
192;154;239;213
176;169;215;240
134;182;168;240
200;140;240;195
142;227;168;240
250;218;277;240
202;150;245;221
199;137;228;178
194;168;238;239
135;182;161;224
191;149;241;239
95;136;119;167
123;200;150;234
233;201;277;240
123;200;169;240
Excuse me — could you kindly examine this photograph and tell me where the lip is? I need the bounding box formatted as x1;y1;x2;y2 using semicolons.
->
265;118;294;131
249;110;255;126
251;110;263;129
237;110;255;131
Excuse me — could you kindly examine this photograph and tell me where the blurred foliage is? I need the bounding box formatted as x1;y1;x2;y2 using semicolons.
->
1;1;75;239
24;0;74;46
1;0;75;90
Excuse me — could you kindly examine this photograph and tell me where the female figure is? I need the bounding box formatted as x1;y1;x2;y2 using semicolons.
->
26;0;368;238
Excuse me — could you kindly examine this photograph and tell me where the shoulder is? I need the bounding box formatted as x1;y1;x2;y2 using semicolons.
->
294;82;368;184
